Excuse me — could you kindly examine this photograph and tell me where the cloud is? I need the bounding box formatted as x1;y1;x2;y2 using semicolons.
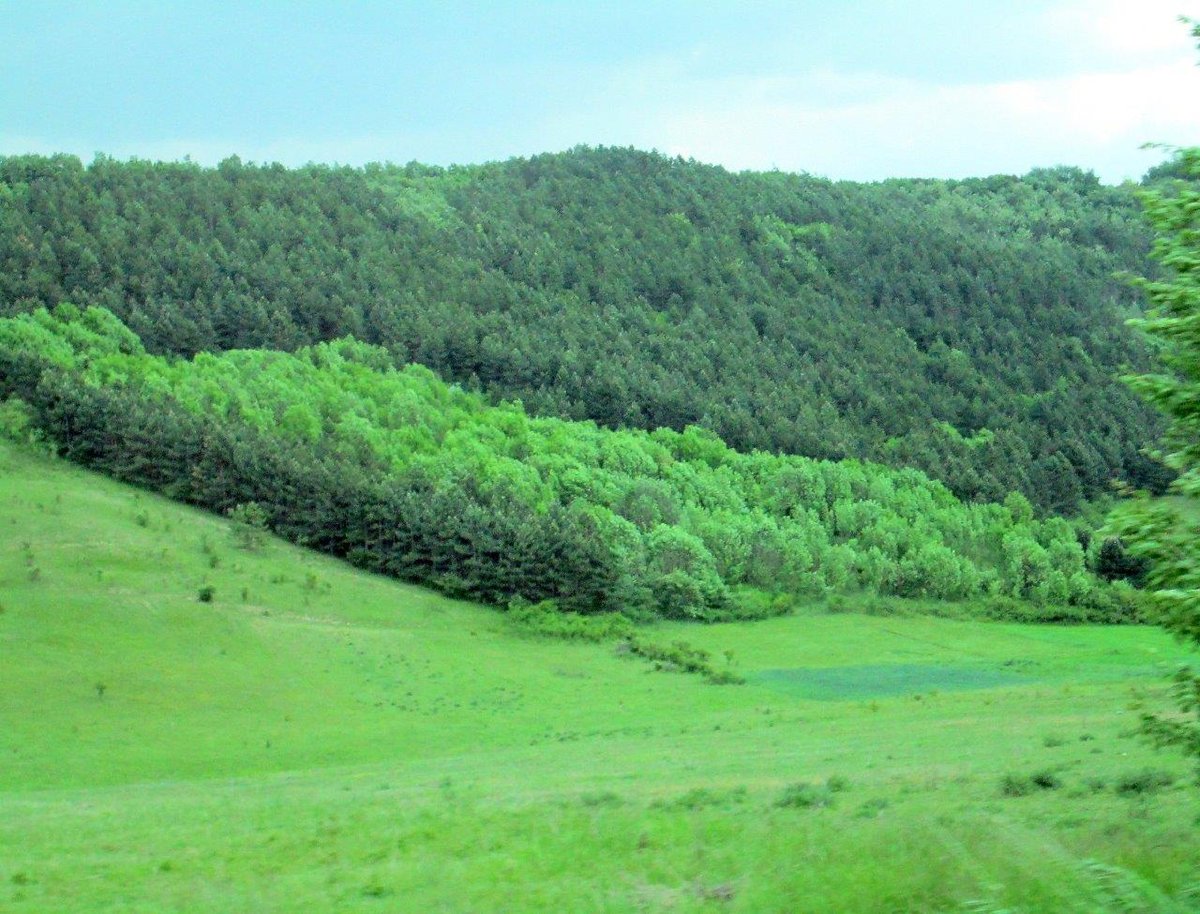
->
649;62;1200;181
533;3;1200;183
4;1;1197;181
1045;0;1196;58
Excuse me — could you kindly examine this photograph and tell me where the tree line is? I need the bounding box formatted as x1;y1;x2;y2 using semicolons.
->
0;306;1140;621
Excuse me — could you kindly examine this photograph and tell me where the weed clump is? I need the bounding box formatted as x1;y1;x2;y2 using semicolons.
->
775;782;834;809
1000;769;1061;797
854;797;889;819
654;786;747;811
507;599;633;642
826;774;850;793
1113;768;1175;797
197;585;215;603
578;791;624;808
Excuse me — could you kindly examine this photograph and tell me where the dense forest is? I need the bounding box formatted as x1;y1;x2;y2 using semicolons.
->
0;305;1139;622
0;148;1168;513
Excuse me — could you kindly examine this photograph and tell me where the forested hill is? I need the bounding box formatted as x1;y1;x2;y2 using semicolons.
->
0;148;1166;512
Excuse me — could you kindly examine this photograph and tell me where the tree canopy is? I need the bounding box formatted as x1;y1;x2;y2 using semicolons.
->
0;306;1139;622
0;148;1166;511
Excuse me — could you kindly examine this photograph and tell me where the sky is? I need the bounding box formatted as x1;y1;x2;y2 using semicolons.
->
3;0;1198;183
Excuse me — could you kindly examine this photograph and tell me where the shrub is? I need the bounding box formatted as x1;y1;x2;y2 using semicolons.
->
197;585;215;603
507;599;633;642
625;636;746;685
228;501;269;551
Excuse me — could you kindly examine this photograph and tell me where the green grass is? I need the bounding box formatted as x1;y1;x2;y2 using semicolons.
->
2;440;1198;913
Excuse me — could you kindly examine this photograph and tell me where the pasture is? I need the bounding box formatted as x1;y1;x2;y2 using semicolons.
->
1;441;1196;913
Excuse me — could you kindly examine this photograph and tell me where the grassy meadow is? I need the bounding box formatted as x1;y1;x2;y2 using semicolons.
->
1;439;1198;913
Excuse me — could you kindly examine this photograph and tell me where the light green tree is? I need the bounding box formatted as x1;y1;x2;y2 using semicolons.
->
1110;126;1200;766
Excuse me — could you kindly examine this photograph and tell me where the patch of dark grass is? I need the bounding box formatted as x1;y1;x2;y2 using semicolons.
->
655;787;748;811
754;663;1026;700
854;797;889;819
1000;769;1061;797
506;598;633;642
775;782;835;809
694;881;737;903
578;791;625;808
826;774;850;793
1113;768;1175;797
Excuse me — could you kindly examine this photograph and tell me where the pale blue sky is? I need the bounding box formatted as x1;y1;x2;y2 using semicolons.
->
3;0;1198;181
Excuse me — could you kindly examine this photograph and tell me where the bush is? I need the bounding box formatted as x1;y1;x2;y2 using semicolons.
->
625;636;745;685
228;501;269;551
197;585;215;603
506;599;633;642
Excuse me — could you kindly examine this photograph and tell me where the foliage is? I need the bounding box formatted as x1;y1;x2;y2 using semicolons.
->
624;636;745;684
227;501;269;551
506;599;633;642
0;149;1166;511
1109;141;1200;768
0;306;1137;621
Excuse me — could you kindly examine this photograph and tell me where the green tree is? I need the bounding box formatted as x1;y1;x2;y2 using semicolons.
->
1110;133;1200;768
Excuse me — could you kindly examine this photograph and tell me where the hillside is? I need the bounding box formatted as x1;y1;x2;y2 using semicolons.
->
0;306;1142;621
0;148;1166;511
2;439;1197;913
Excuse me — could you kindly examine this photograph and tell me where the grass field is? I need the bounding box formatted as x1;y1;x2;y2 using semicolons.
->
2;439;1198;913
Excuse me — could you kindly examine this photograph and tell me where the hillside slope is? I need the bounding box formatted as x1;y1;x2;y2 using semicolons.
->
2;440;1197;913
0;149;1165;510
0;306;1141;620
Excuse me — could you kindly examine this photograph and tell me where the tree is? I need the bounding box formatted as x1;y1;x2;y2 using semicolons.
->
1110;124;1200;767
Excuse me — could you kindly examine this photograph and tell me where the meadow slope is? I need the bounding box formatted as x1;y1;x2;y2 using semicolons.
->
2;441;1197;913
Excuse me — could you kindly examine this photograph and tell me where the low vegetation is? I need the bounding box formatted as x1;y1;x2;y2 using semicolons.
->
1;441;1197;913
